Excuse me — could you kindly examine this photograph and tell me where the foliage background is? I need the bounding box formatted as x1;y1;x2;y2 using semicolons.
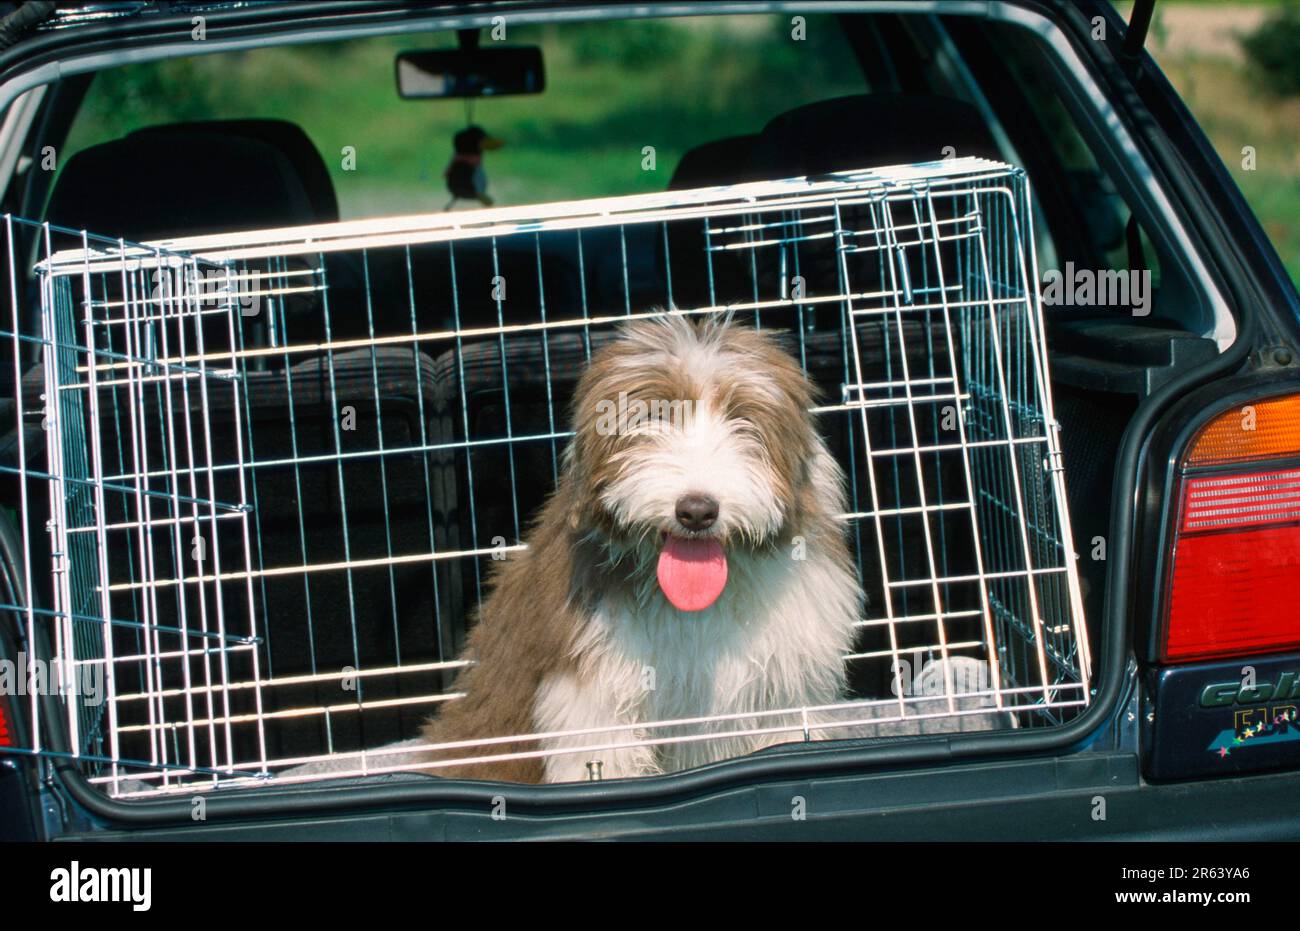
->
1119;1;1300;285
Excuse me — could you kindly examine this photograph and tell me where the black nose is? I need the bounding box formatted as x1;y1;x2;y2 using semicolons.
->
675;494;719;532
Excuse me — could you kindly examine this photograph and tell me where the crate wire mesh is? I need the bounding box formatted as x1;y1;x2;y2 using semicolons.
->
0;156;1090;796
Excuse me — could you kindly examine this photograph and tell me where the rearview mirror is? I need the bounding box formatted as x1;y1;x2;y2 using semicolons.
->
396;47;545;99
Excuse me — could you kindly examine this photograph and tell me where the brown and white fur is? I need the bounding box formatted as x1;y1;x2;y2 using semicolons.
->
419;314;862;783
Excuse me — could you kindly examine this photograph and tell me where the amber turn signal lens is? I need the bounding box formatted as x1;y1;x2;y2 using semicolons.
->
1185;394;1300;467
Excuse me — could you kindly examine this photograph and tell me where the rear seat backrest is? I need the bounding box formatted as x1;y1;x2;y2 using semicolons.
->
44;129;320;241
660;135;762;310
743;93;1005;319
128;120;339;223
668;134;760;190
44;122;381;351
746;93;1002;176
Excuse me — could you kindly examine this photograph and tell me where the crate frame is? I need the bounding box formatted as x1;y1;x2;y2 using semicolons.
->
0;156;1090;796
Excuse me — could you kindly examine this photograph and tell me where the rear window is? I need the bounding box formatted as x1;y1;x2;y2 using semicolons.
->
61;15;865;218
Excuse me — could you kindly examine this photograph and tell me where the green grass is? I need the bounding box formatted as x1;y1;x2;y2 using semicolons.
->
1155;52;1300;285
1106;3;1300;286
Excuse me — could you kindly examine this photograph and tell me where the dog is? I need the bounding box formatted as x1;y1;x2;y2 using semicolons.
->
417;313;865;783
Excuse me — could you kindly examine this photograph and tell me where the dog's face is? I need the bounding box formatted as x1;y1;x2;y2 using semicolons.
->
565;316;838;609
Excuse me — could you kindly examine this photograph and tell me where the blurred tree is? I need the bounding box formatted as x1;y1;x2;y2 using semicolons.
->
568;19;687;67
1241;5;1300;96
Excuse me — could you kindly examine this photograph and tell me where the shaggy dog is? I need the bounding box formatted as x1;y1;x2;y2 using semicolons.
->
418;314;864;783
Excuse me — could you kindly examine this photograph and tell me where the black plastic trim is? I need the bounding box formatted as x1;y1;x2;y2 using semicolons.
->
1144;651;1300;781
50;752;1300;841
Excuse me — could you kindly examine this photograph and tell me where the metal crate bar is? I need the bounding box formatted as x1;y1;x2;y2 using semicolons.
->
0;157;1090;797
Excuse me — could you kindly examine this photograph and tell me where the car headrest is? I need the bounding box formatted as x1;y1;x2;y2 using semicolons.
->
669;135;760;190
748;93;1002;178
45;129;318;242
129;120;338;223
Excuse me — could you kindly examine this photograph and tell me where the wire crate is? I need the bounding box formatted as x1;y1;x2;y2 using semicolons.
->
0;156;1090;796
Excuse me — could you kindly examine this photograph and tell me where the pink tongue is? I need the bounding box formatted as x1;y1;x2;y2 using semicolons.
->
657;537;728;612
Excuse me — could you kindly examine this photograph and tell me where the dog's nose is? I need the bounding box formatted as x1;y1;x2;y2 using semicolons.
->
675;494;719;532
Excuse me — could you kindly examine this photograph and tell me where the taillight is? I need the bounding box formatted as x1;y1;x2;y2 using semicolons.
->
0;697;12;747
1184;394;1300;467
1160;394;1300;662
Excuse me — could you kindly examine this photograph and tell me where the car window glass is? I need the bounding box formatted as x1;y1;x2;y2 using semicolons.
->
60;16;865;219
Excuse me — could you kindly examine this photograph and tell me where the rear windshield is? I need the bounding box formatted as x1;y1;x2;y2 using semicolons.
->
62;15;866;218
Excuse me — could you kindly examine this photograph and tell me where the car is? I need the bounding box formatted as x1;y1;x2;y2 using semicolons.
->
0;0;1297;844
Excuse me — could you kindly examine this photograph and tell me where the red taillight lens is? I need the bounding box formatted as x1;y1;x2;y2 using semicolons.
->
1164;481;1300;663
0;698;12;747
1161;395;1300;662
